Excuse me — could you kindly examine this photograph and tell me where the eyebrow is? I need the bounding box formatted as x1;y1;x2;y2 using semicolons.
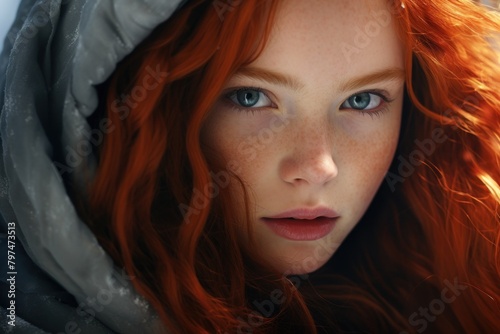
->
339;68;405;92
233;66;405;92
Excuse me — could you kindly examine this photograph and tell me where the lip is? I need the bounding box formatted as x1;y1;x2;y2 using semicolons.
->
261;217;337;241
265;207;340;220
262;207;339;241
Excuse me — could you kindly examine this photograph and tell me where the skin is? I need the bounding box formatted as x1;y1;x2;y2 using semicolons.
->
202;0;405;275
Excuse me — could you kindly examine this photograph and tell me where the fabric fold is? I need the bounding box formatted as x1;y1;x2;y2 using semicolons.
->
0;0;185;332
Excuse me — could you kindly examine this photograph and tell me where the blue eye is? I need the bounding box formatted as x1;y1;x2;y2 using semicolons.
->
341;92;384;110
227;88;273;109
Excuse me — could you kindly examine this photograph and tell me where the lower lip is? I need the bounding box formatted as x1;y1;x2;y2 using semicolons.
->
261;217;337;241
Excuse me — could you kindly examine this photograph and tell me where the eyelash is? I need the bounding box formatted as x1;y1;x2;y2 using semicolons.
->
223;86;393;117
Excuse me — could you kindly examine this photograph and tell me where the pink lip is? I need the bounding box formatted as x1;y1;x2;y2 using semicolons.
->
262;207;339;241
265;207;340;220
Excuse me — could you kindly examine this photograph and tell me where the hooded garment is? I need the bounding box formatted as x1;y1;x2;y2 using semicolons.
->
0;0;188;333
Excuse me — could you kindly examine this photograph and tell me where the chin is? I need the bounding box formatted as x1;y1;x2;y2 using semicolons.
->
270;242;335;276
275;259;329;276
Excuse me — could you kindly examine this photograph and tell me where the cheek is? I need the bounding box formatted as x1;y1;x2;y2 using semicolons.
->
201;110;243;170
202;109;277;184
201;111;263;219
353;124;399;175
357;134;397;199
335;112;402;214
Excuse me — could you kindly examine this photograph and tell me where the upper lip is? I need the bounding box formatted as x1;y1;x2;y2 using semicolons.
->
263;207;340;220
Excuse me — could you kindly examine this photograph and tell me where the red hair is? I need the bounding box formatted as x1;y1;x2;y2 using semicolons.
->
83;0;500;332
88;1;313;332
395;0;500;330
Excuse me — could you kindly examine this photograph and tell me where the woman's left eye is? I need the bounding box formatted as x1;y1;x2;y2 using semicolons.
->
340;92;386;111
226;88;273;109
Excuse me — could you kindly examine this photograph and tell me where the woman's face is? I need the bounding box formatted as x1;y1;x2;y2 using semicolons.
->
202;0;405;275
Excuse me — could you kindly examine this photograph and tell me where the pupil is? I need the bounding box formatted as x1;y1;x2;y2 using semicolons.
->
350;93;370;109
237;90;259;107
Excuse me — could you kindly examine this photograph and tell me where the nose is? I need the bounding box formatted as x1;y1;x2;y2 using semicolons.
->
279;129;338;187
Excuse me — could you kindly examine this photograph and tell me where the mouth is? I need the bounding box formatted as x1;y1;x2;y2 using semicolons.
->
261;210;339;241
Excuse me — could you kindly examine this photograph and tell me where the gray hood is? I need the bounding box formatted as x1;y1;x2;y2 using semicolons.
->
0;0;185;332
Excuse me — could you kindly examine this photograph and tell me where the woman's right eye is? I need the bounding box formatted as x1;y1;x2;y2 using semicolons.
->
226;88;274;109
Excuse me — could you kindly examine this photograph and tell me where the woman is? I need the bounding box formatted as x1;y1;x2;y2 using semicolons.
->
1;0;499;333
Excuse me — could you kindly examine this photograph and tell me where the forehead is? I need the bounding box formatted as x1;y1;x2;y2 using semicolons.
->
251;0;403;85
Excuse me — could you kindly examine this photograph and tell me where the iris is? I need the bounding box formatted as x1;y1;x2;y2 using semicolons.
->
236;89;261;107
347;93;372;110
